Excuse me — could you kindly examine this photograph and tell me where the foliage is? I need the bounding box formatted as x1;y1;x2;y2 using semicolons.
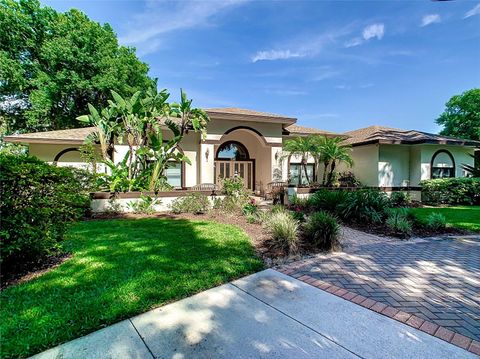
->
264;210;300;254
386;211;412;236
0;154;90;271
0;218;263;359
421;177;480;205
461;151;480;177
313;136;353;186
338;189;391;223
390;191;412;207
78;88;209;192
127;195;161;214
222;176;249;197
425;212;447;231
103;198;123;214
284;136;315;185
242;198;258;216
170;193;211;214
435;88;480;141
307;190;349;213
0;0;153;133
303;211;340;251
409;206;480;232
337;171;362;187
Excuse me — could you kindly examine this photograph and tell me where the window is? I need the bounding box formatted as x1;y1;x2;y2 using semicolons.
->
216;141;249;160
289;163;315;185
431;150;455;179
165;162;182;187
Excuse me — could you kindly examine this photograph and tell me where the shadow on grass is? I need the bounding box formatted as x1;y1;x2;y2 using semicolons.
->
0;218;263;359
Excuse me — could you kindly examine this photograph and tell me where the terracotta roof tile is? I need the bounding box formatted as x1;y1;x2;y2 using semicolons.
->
284;124;340;136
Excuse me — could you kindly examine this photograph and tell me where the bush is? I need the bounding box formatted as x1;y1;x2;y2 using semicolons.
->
264;211;300;254
170;193;211;214
425;212;447;231
0;154;91;271
303;211;340;251
421;178;480;205
390;191;412;207
337;171;362;187
242;199;258;216
307;190;349;213
386;210;412;236
128;195;161;214
338;189;391;223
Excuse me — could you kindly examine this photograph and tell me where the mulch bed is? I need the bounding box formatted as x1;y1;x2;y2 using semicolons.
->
1;252;71;290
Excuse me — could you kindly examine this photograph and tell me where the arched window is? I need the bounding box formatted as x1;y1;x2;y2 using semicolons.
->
216;141;249;160
431;150;455;179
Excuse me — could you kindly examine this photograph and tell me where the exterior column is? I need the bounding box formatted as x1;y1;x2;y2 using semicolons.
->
271;146;284;181
200;142;215;184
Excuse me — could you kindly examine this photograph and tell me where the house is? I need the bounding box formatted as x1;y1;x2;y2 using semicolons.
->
3;108;335;194
4;112;477;194
341;125;478;188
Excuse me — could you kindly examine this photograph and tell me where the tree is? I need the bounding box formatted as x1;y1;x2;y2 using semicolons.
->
78;87;209;192
0;0;153;133
461;151;480;177
284;136;315;185
311;136;353;186
435;89;480;141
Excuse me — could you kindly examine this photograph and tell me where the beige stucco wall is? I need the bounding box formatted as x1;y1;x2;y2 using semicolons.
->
378;145;411;187
341;144;379;186
29;143;94;170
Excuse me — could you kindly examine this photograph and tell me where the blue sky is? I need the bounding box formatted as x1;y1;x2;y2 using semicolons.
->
43;0;480;133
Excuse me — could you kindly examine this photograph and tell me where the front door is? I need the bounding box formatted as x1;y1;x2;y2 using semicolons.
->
215;160;254;190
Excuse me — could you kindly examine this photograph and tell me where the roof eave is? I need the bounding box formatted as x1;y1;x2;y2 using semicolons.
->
3;136;85;145
207;111;297;125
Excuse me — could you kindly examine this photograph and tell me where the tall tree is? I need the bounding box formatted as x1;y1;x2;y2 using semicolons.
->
435;88;480;141
284;136;315;185
0;0;153;133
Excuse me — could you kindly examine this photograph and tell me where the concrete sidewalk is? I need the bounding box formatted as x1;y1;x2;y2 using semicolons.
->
32;269;475;359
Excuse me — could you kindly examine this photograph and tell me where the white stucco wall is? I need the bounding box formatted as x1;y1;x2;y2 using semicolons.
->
29;143;100;170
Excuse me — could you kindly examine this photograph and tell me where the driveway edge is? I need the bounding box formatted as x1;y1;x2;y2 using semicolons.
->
277;268;480;356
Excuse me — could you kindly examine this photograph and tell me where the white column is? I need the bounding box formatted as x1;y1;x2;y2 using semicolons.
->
271;146;284;181
200;143;215;184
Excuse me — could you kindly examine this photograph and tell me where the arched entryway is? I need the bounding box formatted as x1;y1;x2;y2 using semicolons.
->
215;140;254;190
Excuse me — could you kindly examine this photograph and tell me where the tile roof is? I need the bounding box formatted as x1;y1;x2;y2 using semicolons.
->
205;107;296;124
343;125;480;146
284;124;340;137
4;127;96;144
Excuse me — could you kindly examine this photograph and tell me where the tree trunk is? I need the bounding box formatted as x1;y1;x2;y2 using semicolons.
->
327;160;336;186
302;157;310;185
322;161;329;185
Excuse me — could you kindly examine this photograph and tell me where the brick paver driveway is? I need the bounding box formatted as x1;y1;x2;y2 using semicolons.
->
281;228;480;341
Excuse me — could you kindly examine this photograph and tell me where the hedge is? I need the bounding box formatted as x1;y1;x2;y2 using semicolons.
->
0;154;91;272
421;177;480;205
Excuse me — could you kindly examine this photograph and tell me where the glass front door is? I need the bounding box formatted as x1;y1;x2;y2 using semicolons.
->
214;160;254;190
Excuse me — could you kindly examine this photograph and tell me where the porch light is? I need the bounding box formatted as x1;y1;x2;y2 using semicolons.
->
205;147;210;161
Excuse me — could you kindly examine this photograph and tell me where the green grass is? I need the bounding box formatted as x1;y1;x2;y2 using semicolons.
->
0;218;263;358
409;206;480;232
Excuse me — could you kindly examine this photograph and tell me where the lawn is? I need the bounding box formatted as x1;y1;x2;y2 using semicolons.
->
0;218;263;359
410;206;480;232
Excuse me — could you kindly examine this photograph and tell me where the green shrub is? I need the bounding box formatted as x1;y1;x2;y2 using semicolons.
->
390;191;412;207
386;211;412;236
264;211;300;254
338;189;391;223
303;211;340;251
242;199;258;216
128;195;161;214
0;154;91;271
307;190;349;213
425;212;447;231
421;178;480;205
170;193;211;214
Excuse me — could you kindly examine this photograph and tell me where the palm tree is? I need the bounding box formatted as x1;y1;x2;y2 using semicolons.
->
283;136;315;185
321;138;353;186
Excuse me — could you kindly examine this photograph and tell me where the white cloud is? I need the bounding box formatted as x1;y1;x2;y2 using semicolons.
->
464;4;480;19
362;23;385;40
421;14;441;27
119;0;246;56
344;37;363;48
251;50;304;62
344;23;384;48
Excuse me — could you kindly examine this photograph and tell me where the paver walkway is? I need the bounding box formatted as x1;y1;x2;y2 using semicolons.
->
32;270;474;358
281;227;480;342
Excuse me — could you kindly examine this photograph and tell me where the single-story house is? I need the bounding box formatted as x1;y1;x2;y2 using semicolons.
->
340;125;478;187
4;109;477;194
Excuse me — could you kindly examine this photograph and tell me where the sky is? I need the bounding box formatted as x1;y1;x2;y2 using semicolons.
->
43;0;480;134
